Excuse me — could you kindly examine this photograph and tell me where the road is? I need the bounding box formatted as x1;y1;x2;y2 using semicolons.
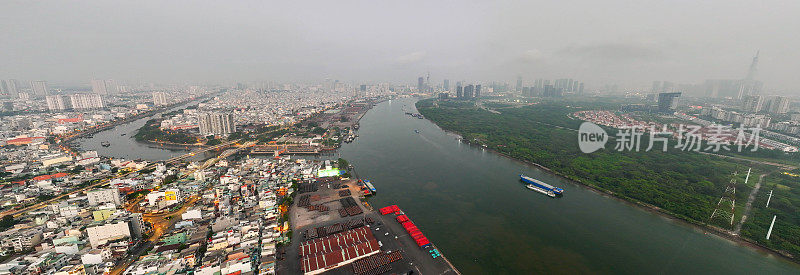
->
735;173;767;235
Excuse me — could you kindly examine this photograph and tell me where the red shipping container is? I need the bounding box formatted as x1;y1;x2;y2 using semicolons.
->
379;207;394;215
396;215;409;223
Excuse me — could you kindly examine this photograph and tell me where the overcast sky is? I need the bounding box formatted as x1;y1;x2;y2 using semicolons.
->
2;0;799;92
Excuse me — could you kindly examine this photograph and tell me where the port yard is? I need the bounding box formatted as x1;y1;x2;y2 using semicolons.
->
277;174;459;275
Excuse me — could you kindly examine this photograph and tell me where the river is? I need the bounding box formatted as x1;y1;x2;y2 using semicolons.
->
75;102;197;161
336;98;800;274
83;97;800;274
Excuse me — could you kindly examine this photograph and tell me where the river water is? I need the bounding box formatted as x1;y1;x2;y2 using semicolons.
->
75;102;196;161
83;97;799;274
336;98;799;274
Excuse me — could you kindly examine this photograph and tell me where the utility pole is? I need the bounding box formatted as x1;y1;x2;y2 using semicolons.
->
766;189;773;208
766;215;776;240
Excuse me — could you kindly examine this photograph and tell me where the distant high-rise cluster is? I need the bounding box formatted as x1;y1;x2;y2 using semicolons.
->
742;95;791;114
46;94;105;111
199;112;235;136
703;52;763;99
152;92;168;106
449;83;481;100
519;78;583;97
91;79;119;95
30;80;49;96
0;79;20;96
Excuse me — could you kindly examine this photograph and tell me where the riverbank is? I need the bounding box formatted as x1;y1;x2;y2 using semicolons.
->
136;139;208;150
417;99;800;267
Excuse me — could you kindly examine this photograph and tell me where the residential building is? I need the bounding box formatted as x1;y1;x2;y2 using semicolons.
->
199;112;235;136
69;94;104;110
87;188;122;206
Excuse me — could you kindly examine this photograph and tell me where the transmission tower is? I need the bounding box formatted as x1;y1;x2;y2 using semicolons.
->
710;173;737;226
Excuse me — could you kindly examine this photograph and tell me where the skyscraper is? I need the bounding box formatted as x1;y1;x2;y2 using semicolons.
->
657;92;682;113
417;77;425;92
1;79;20;96
742;95;765;113
31;80;48;96
46;95;70;111
463;84;474;98
91;79;108;95
443;79;449;91
199;112;235;136
768;96;790;114
152;92;168;106
105;79;118;94
70;94;105;110
516;76;523;92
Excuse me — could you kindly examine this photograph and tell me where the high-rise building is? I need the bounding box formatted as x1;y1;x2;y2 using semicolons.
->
31;80;48;96
417;77;425;92
768;96;791;114
443;79;449;91
543;85;562;97
475;84;481;98
199;112;235;136
516;76;523;92
152;92;168;106
657;92;682;113
1;79;20;96
456;85;463;98
463;84;474;98
105;79;118;94
91;79;107;95
742;95;765;113
46;95;70;111
70;94;105;110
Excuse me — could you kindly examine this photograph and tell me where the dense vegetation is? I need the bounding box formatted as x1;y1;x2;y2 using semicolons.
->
740;171;800;257
134;119;199;144
417;98;800;259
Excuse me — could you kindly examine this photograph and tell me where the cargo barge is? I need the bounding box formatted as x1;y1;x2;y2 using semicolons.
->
520;174;563;197
363;180;377;193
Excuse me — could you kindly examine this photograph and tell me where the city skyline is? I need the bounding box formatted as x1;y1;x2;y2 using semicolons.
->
1;1;800;94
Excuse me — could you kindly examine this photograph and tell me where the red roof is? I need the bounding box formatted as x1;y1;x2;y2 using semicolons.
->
32;172;69;181
5;136;45;145
299;226;380;273
58;117;83;124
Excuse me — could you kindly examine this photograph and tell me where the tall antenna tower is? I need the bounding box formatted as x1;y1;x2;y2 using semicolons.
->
710;172;737;227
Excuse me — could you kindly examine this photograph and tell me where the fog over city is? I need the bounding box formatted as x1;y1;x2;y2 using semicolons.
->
2;0;799;92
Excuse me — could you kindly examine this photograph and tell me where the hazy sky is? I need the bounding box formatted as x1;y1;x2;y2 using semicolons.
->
2;0;799;92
